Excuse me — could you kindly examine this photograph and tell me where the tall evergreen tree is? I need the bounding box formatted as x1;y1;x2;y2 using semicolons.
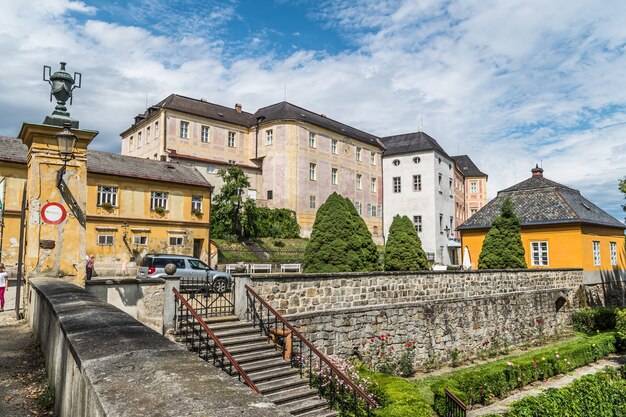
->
303;192;380;272
478;197;527;269
384;215;429;271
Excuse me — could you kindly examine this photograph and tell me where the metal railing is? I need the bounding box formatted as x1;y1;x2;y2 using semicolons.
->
245;284;377;416
444;388;468;417
172;287;259;393
176;276;236;318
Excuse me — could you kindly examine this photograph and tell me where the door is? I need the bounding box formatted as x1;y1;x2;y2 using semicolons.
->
193;239;203;259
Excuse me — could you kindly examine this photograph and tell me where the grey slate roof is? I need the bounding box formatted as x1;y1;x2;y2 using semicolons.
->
252;101;384;149
381;131;452;159
452;155;487;178
0;136;210;187
459;174;625;230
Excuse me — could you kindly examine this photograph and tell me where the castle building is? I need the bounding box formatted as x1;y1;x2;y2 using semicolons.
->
452;155;488;220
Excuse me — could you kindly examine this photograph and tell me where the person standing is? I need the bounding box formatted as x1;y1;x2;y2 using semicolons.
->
86;255;95;281
0;263;7;312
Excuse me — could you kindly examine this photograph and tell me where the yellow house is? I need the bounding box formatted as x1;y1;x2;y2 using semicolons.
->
459;166;625;282
0;136;215;276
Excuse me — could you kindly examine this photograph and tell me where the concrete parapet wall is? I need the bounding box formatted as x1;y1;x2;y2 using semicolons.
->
28;277;290;417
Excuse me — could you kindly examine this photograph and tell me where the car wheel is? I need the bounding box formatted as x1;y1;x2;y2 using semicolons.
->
213;277;229;294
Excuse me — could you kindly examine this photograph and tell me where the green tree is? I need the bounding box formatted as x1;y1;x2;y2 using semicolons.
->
210;166;250;239
303;192;379;272
620;177;626;213
478;197;527;269
384;215;429;271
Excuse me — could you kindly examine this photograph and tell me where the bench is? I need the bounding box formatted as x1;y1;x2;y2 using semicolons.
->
226;264;249;274
250;264;272;274
280;263;301;273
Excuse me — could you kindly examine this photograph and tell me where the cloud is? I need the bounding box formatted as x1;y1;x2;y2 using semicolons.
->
0;0;625;221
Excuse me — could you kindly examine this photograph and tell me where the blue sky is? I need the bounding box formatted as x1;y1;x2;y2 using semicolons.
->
0;0;625;222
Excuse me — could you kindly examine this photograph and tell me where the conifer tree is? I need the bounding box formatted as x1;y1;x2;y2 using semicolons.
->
303;192;380;272
478;197;527;269
384;215;429;271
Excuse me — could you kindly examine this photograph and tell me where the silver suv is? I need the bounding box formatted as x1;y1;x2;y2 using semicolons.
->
137;254;232;293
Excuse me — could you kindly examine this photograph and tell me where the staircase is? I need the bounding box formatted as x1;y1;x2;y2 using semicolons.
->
178;315;338;417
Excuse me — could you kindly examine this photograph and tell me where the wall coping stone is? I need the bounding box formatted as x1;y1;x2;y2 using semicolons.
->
30;277;291;417
86;278;165;286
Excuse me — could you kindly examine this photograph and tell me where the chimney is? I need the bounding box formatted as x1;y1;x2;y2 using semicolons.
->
531;164;544;178
235;103;242;113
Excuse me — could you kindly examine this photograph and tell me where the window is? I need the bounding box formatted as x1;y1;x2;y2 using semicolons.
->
133;236;148;245
593;241;601;266
377;205;382;217
449;217;453;234
331;168;338;185
206;165;216;174
188;259;210;270
154;121;159;138
97;235;114;246
356;174;362;190
355;201;362;215
150;191;168;210
470;208;478;216
309;195;316;209
309;132;316;148
228;131;236;147
266;129;273;145
373;226;378;236
531;241;549;266
393;176;401;193
332;139;338;154
412;157;420;164
309;163;317;181
470;181;477;193
438;173;443;193
610;242;617;266
191;195;202;212
180;121;189;138
370;177;376;193
129;136;133;150
413;175;422;191
137;131;142;147
356;147;362;161
201;126;209;142
267;190;273;200
370;152;376;165
449;178;453;195
367;203;372;216
169;236;184;246
439;213;443;234
413;215;422;232
97;185;118;207
392;159;400;166
228;160;236;165
146;126;150;143
248;189;257;200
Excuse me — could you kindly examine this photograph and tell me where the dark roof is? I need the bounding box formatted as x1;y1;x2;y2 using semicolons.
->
252;101;384;149
452;155;487;178
0;137;210;187
459;173;624;230
381;131;452;159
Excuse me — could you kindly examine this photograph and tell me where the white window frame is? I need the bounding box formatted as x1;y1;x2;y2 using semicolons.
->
137;131;142;147
97;234;114;246
355;201;362;215
370;177;376;193
356;174;362;190
309;132;316;148
331;139;337;154
206;165;216;174
180;121;189;139
331;168;338;185
228;131;236;147
392;176;401;193
97;185;118;207
309;195;316;209
413;175;422;191
169;236;184;246
154;121;159;138
146;126;151;143
438;173;443;193
531;241;549;266
367;203;372;216
470;181;477;193
201;125;210;142
150;191;168;211
129;136;133;150
266;129;273;145
191;195;202;212
610;242;617;266
356;147;362;161
309;163;317;181
133;236;148;246
413;215;422;233
370;151;376;165
593;241;601;266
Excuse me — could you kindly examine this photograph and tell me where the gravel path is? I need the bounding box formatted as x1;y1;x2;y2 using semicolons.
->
469;354;626;416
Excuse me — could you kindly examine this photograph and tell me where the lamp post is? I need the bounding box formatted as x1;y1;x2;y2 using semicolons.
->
55;122;77;189
444;225;451;238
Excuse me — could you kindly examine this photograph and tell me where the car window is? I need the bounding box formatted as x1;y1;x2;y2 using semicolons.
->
188;259;209;270
140;257;153;267
153;258;185;268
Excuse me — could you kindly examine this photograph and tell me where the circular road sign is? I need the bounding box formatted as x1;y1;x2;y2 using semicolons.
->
41;202;67;225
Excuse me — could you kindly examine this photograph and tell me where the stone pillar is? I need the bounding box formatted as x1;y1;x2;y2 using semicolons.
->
18;123;98;285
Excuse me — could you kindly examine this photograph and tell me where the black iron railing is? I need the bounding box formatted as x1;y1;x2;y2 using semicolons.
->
176;275;235;318
245;284;377;416
444;388;467;417
172;287;259;393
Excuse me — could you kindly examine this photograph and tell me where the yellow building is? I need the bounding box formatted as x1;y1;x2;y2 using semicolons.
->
0;136;214;276
459;166;625;282
120;95;385;241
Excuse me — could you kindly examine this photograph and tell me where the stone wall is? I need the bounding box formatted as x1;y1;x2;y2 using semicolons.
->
248;269;583;363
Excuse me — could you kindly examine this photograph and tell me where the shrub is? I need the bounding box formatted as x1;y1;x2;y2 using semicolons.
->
243;206;300;238
430;332;616;415
572;307;618;333
478;197;527;269
383;215;429;271
360;334;417;377
359;371;433;417
616;309;626;350
303;192;379;272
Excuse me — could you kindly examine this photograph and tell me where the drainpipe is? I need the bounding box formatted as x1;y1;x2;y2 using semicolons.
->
380;149;385;245
162;110;167;159
207;186;213;267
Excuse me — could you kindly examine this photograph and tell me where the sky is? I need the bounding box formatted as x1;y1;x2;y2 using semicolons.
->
0;0;625;222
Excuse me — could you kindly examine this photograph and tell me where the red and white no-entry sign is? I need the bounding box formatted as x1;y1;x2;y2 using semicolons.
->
41;202;67;225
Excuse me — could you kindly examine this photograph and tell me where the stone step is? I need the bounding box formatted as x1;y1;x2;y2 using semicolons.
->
265;385;318;405
211;324;259;338
227;341;278;356
284;396;334;416
248;365;299;383
234;349;284;364
294;408;339;417
240;357;290;373
218;334;270;347
257;375;309;395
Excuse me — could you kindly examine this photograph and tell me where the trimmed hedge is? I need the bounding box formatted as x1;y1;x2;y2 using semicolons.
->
617;309;626;350
500;366;626;416
360;371;432;417
572;307;619;333
430;333;616;415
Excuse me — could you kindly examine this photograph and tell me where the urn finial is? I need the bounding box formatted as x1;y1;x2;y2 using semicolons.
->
43;62;82;128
